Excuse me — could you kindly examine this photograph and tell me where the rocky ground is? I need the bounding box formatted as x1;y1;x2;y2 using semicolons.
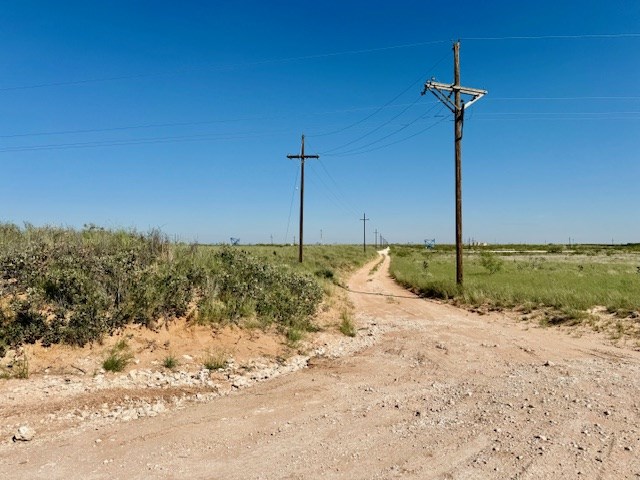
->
0;250;639;479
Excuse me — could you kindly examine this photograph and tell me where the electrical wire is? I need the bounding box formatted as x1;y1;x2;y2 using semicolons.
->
306;164;357;218
308;52;449;138
324;102;443;156
317;158;359;216
463;33;640;41
2;32;636;92
489;96;640;101
0;129;292;153
319;96;423;154
327;115;448;158
0;102;423;139
283;167;299;245
0;40;448;93
307;162;359;217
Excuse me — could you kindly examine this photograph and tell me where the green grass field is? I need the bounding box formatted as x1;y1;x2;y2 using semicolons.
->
389;245;640;325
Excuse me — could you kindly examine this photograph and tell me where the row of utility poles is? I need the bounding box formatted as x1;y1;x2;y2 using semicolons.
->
287;41;485;288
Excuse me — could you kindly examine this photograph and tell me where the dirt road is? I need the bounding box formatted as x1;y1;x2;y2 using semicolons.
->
1;251;639;479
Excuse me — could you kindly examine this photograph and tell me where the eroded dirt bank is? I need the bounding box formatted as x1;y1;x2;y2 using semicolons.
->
0;250;638;479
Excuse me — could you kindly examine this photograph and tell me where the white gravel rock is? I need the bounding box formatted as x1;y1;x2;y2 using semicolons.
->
13;425;35;442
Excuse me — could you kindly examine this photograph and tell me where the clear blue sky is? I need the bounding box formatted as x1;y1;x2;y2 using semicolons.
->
1;0;638;244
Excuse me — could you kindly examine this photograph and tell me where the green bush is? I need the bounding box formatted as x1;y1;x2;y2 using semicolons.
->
0;224;325;356
479;251;504;275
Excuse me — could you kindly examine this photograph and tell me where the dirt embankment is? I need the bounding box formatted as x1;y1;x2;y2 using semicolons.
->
0;250;639;479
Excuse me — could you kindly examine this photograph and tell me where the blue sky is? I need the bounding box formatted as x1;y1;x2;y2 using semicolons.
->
1;1;638;244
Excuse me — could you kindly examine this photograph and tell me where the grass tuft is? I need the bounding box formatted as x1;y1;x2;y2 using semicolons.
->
162;354;179;370
339;311;356;337
103;340;133;372
203;350;228;371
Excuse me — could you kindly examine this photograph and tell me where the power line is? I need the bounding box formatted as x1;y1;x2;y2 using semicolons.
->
489;96;640;101
307;162;359;217
327;115;448;158
0;130;292;153
0;40;448;93
2;32;636;92
283;166;300;245
463;33;640;41
324;103;444;156
0;101;426;139
320;97;423;154
316;158;359;216
308;52;449;138
475;111;640;116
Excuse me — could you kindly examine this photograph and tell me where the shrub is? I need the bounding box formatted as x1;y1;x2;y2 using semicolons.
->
0;225;324;355
479;251;504;275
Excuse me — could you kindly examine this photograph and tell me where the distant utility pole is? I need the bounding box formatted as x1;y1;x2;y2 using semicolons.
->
422;41;487;287
360;213;369;252
287;134;319;263
374;229;378;249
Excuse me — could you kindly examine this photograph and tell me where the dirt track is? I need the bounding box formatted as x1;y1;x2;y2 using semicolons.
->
1;251;639;479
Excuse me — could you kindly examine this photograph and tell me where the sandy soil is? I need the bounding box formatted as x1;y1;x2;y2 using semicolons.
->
1;250;639;479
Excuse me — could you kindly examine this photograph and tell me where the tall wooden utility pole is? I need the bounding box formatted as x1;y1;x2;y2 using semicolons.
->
360;213;369;253
287;134;319;263
422;41;487;287
374;229;378;249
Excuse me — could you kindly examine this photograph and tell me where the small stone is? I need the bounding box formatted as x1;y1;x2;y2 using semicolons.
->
13;426;35;442
543;360;554;367
604;410;612;416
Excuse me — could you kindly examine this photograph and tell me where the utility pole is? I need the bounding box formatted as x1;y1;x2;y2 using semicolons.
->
360;213;369;253
374;229;378;249
422;41;487;287
287;134;319;263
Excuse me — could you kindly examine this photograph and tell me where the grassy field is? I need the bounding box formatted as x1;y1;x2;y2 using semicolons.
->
0;223;376;357
389;244;640;331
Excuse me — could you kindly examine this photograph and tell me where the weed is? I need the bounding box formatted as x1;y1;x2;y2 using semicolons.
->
103;341;133;372
339;311;356;337
369;256;385;275
162;354;179;370
13;352;29;379
203;350;228;371
286;328;303;346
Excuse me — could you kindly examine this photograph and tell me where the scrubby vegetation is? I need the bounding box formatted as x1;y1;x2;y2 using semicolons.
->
0;223;374;358
339;311;356;337
389;244;640;328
